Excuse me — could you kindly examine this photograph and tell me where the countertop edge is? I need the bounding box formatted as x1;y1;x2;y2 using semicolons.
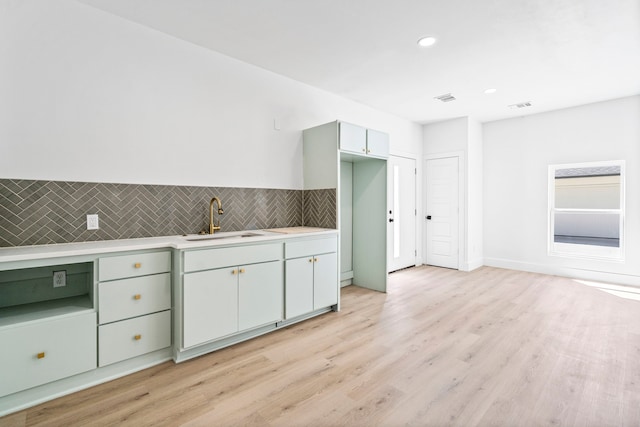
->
0;229;338;264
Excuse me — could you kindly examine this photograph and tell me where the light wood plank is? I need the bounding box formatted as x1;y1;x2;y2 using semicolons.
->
3;266;640;427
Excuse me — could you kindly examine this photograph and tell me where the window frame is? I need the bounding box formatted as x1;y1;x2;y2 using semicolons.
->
547;160;625;262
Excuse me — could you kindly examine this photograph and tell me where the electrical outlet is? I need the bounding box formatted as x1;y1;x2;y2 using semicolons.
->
53;270;66;288
87;214;99;230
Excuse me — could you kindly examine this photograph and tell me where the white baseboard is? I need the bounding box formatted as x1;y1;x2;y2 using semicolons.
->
461;258;484;272
484;257;640;287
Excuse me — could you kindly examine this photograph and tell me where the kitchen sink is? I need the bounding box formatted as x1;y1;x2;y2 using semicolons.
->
182;231;268;242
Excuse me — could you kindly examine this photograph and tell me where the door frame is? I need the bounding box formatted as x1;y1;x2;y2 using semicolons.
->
424;151;465;270
387;154;418;272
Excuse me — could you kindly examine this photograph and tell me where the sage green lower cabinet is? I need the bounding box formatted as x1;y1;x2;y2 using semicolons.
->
312;252;338;309
0;261;97;399
183;267;239;348
182;259;283;349
0;250;175;416
285;236;338;319
97;250;172;367
238;261;283;331
98;311;171;367
0;232;340;414
284;257;314;318
0;312;97;397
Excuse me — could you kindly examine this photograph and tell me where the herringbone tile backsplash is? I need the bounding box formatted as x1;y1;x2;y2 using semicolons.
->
0;179;309;247
303;189;336;229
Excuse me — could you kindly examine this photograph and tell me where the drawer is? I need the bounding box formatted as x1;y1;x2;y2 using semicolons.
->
99;251;171;282
98;310;171;367
99;273;171;324
183;243;282;272
285;236;337;259
0;312;97;397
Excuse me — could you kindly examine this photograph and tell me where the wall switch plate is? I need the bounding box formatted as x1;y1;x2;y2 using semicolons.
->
87;214;99;230
53;270;66;287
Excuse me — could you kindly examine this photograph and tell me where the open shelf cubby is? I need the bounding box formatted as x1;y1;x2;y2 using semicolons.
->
0;262;94;328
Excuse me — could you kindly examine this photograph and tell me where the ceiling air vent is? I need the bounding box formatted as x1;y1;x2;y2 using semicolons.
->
434;93;456;103
508;101;532;109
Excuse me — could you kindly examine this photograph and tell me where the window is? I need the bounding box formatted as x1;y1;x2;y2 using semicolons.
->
548;160;625;260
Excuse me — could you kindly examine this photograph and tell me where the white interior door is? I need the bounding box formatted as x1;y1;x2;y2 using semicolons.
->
425;156;459;269
387;156;416;272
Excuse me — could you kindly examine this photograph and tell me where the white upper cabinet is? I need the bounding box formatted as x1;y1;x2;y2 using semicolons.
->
338;122;389;159
339;122;367;155
366;129;390;159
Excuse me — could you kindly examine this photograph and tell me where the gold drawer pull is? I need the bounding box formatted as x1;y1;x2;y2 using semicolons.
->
37;352;45;359
134;334;142;341
239;268;245;274
133;294;142;300
314;258;318;262
134;263;142;269
232;269;237;275
309;258;313;263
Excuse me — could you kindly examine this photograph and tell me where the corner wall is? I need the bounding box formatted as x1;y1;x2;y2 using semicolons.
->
483;95;640;285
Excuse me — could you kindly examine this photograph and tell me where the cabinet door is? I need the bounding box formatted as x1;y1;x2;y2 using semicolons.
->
313;252;338;310
285;257;314;319
238;261;283;331
366;129;390;159
339;122;367;155
183;267;238;348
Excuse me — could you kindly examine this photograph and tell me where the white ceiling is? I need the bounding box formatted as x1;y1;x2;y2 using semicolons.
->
79;0;640;124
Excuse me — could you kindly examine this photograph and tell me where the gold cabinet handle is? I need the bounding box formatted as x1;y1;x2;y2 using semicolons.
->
232;269;237;275
134;334;142;341
133;294;141;300
367;149;371;154
134;263;142;269
239;268;245;274
314;258;318;262
362;148;365;152
308;258;313;263
37;352;46;359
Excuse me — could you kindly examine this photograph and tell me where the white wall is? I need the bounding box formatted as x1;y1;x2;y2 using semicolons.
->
483;95;640;284
467;118;483;270
423;118;469;154
423;116;483;271
0;1;422;190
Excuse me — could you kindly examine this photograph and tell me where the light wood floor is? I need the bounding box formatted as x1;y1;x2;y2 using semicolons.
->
3;266;640;427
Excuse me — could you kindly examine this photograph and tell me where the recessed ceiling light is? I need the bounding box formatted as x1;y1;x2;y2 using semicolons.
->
417;36;437;47
484;88;497;94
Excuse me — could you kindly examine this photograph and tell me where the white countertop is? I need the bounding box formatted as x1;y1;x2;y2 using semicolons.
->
0;227;338;264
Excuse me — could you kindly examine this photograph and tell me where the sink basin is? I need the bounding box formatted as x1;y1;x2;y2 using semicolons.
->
182;231;268;242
